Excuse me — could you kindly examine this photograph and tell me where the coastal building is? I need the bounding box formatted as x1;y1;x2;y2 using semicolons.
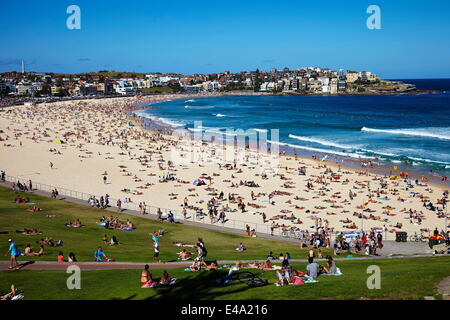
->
338;80;347;92
346;71;359;83
330;78;338;94
359;71;371;82
308;80;322;93
51;86;63;95
260;82;269;91
0;82;7;93
291;78;299;91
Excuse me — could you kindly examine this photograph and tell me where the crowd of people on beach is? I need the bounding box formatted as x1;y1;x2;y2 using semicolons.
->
1;95;450;300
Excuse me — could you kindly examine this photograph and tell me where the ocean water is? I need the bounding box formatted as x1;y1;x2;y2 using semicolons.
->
137;79;450;175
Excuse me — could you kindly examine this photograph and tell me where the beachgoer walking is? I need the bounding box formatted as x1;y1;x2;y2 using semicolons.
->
5;239;20;270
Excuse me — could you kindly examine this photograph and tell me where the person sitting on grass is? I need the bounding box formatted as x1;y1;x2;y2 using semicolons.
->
291;270;305;285
109;235;119;245
189;260;202;271
57;252;64;262
141;264;156;288
275;269;291;286
102;234;108;244
94;247;107;262
23;244;34;256
68;252;77;263
236;243;246;252
306;257;320;279
33;245;44;257
178;249;191;260
321;256;339;274
266;251;275;261
159;270;174;286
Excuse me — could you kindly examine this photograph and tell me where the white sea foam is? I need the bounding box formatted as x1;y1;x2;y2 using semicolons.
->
133;111;185;127
288;134;355;149
184;105;215;109
359;148;399;157
361;126;450;140
214;113;226;117
267;140;375;159
185;99;196;102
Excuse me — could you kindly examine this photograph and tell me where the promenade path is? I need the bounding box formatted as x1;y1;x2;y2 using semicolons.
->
1;253;446;271
0;181;434;257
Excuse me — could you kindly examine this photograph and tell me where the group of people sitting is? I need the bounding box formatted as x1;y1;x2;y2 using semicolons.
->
23;244;45;256
102;234;119;245
13;196;32;204
274;256;340;286
99;216;134;230
57;252;77;262
141;265;176;288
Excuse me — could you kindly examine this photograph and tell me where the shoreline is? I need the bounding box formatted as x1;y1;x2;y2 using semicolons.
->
132;94;450;186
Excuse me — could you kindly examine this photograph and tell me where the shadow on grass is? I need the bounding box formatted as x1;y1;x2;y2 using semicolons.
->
145;270;257;300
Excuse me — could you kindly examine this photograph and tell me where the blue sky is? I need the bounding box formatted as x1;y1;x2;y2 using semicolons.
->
1;0;450;78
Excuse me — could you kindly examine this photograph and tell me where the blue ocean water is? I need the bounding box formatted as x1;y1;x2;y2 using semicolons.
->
137;79;450;174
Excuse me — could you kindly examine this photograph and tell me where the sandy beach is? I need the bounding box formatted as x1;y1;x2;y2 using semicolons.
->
0;95;448;238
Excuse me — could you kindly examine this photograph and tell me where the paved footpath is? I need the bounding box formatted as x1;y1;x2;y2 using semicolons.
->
1;254;447;271
0;181;435;257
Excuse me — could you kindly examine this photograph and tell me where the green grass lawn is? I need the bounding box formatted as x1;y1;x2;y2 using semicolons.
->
1;257;449;300
0;186;341;263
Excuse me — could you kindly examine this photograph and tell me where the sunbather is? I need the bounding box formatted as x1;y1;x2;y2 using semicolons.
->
1;285;18;300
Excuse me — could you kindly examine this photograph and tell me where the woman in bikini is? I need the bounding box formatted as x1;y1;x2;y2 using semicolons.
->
141;264;155;288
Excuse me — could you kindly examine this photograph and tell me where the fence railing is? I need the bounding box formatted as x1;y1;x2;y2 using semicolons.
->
3;174;391;241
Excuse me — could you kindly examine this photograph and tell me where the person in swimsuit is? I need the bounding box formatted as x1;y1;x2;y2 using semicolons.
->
141;264;155;287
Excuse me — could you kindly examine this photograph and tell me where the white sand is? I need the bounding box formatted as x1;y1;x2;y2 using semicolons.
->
0;95;448;238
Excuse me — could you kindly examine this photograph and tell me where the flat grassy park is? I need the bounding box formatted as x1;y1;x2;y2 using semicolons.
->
1;186;449;300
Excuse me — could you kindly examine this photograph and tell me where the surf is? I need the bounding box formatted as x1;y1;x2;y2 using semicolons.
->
361;126;450;140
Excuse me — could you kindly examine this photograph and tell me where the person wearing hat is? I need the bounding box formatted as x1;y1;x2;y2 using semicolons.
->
5;239;21;270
